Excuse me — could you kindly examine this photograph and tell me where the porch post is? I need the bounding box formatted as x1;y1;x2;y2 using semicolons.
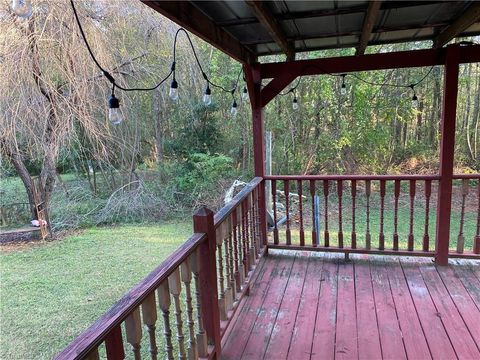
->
244;64;268;248
435;44;460;266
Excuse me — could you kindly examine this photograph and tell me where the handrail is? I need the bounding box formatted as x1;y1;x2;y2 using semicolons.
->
55;232;206;359
214;177;263;227
265;174;441;181
452;174;480;179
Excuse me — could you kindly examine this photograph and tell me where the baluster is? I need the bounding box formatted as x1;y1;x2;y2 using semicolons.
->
475;181;480;254
141;293;158;360
351;180;357;249
105;325;125;360
236;208;245;286
298;180;305;246
423;180;432;252
232;210;241;293
242;199;251;273
393;180;400;251
272;180;278;244
190;252;208;358
253;186;261;254
246;195;255;268
216;223;227;320
157;282;174;360
323;180;330;247
310;180;317;246
226;217;236;302
248;192;257;260
379;180;386;250
168;269;186;360
181;261;198;360
337;180;344;248
224;217;234;312
125;308;142;360
285;180;291;245
457;179;469;254
365;180;371;250
408;180;416;251
85;348;100;360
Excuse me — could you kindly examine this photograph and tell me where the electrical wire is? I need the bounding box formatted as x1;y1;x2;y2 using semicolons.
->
70;0;242;95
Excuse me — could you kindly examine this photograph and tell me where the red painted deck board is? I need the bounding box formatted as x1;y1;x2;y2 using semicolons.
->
386;261;432;360
310;254;338;360
264;254;309;359
241;254;295;359
221;251;480;360
354;259;382;360
400;260;457;359
335;260;358;359
370;260;407;360
287;254;323;360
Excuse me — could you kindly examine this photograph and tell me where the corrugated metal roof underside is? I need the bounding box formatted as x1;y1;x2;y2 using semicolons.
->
189;0;480;57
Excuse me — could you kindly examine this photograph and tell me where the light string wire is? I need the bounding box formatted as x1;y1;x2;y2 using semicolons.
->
278;64;435;97
70;0;242;95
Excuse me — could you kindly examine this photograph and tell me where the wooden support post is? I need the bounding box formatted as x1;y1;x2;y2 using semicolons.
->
193;207;221;359
435;44;460;266
244;64;267;252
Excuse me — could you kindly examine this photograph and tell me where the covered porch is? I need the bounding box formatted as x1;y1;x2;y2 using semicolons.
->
56;1;479;359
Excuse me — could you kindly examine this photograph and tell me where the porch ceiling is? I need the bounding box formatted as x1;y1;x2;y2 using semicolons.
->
141;1;480;63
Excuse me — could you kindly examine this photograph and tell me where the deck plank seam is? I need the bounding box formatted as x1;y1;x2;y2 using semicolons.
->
390;257;434;360
363;257;384;360
451;259;480;312
262;252;304;359
406;259;459;359
434;263;480;353
284;253;313;359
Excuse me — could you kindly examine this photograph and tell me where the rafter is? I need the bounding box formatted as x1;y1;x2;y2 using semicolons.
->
246;0;295;61
433;2;480;48
140;1;255;64
356;1;382;55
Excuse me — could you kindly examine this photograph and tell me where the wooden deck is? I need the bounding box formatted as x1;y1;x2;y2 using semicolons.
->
222;251;480;360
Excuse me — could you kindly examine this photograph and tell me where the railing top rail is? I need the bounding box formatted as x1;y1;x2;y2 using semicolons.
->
213;177;262;227
452;174;480;179
55;232;206;360
264;174;442;181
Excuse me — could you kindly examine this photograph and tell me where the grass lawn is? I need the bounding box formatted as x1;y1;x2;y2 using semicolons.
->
0;222;191;360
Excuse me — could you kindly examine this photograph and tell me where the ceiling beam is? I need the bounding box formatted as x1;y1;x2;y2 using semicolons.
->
433;2;480;48
260;44;480;79
246;0;295;61
356;1;383;55
140;1;255;64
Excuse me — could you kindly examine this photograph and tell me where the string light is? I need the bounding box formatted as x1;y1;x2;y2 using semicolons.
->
11;0;32;18
340;74;347;95
292;94;299;111
70;0;437;119
242;86;248;101
203;85;212;105
108;85;123;125
410;85;418;108
230;100;238;117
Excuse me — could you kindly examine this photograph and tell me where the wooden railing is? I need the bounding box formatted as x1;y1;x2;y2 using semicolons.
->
450;174;480;256
55;177;265;360
265;174;480;259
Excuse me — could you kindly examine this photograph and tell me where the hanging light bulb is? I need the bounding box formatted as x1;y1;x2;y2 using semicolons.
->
169;78;178;101
242;86;248;101
292;96;299;110
410;84;418;109
203;85;212;106
340;74;347;95
11;0;32;18
411;94;418;109
230;100;238;117
108;94;123;125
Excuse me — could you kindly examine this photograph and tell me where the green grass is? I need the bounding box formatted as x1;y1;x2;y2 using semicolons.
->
0;222;191;360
